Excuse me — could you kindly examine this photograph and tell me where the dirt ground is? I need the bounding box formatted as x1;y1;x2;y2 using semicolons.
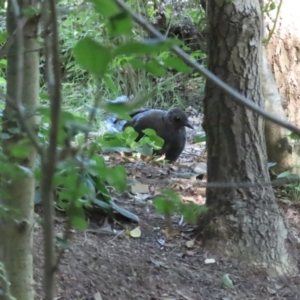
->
32;109;300;300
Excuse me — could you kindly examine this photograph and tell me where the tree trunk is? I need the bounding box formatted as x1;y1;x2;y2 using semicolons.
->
0;1;40;299
264;0;300;174
262;48;293;174
200;0;298;276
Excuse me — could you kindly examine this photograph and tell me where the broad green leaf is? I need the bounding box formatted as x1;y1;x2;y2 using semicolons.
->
136;143;153;156
164;56;192;73
10;141;31;158
39;93;49;100
194;133;206;143
277;171;292;178
107;11;132;36
88;0;121;17
123;126;139;142
0;32;7;44
1;133;11;140
73;37;112;75
93;198;111;210
130;59;166;76
103;74;120;95
142;129;164;148
111;201;139;222
94;179;111;202
70;215;87;230
104;165;127;191
153;196;176;215
223;274;234;289
180;203;208;224
55;236;70;249
289;132;300;140
0;59;7;67
270;2;276;10
67;205;87;230
268;162;277;168
102;146;133;153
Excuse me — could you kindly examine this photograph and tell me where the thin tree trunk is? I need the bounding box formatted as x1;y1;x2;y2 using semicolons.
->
200;0;298;276
0;1;40;299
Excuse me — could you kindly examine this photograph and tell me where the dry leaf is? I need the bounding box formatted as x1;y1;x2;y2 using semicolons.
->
130;226;142;238
131;182;149;194
94;292;103;300
185;239;195;248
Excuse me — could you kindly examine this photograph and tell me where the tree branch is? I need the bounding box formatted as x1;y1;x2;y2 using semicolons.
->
41;0;63;297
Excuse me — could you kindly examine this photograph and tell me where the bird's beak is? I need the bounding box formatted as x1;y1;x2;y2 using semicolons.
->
186;123;193;129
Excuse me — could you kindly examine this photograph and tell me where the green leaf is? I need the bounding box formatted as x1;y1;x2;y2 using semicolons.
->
277;171;292;178
270;2;276;10
142;129;164;148
268;162;277;168
164;56;192;73
67;205;87;230
93;198;111;210
73;37;112;75
223;274;234;289
180;203;208;224
103;94;152;115
136;143;153;156
107;11;133;36
82;177;96;202
103;74;120;95
130;59;166;76
0;32;7;44
194;133;206;143
104;165;127;191
1;133;11;140
10;141;31;158
88;0;121;17
111;201;139;222
55;236;70;249
289;132;300;140
93;177;111;202
39;93;49;100
153;196;176;215
122;126;139;143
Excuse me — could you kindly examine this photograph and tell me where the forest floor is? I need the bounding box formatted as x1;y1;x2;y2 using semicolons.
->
33;78;300;300
33;102;300;300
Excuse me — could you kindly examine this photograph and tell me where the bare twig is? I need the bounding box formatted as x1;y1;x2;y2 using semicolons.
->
115;0;300;136
264;0;283;45
41;0;63;298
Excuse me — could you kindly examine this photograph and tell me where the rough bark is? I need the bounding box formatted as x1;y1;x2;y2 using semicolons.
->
264;0;300;174
0;1;40;299
201;0;298;276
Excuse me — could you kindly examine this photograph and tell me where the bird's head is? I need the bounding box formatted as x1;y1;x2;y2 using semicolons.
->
167;108;193;129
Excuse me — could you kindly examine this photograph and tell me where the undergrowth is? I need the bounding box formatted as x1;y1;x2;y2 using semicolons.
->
45;0;206;133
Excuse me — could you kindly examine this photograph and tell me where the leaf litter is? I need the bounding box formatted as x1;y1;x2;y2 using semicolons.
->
32;108;300;299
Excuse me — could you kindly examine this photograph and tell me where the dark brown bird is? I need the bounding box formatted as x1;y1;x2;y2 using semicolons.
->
123;107;193;162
